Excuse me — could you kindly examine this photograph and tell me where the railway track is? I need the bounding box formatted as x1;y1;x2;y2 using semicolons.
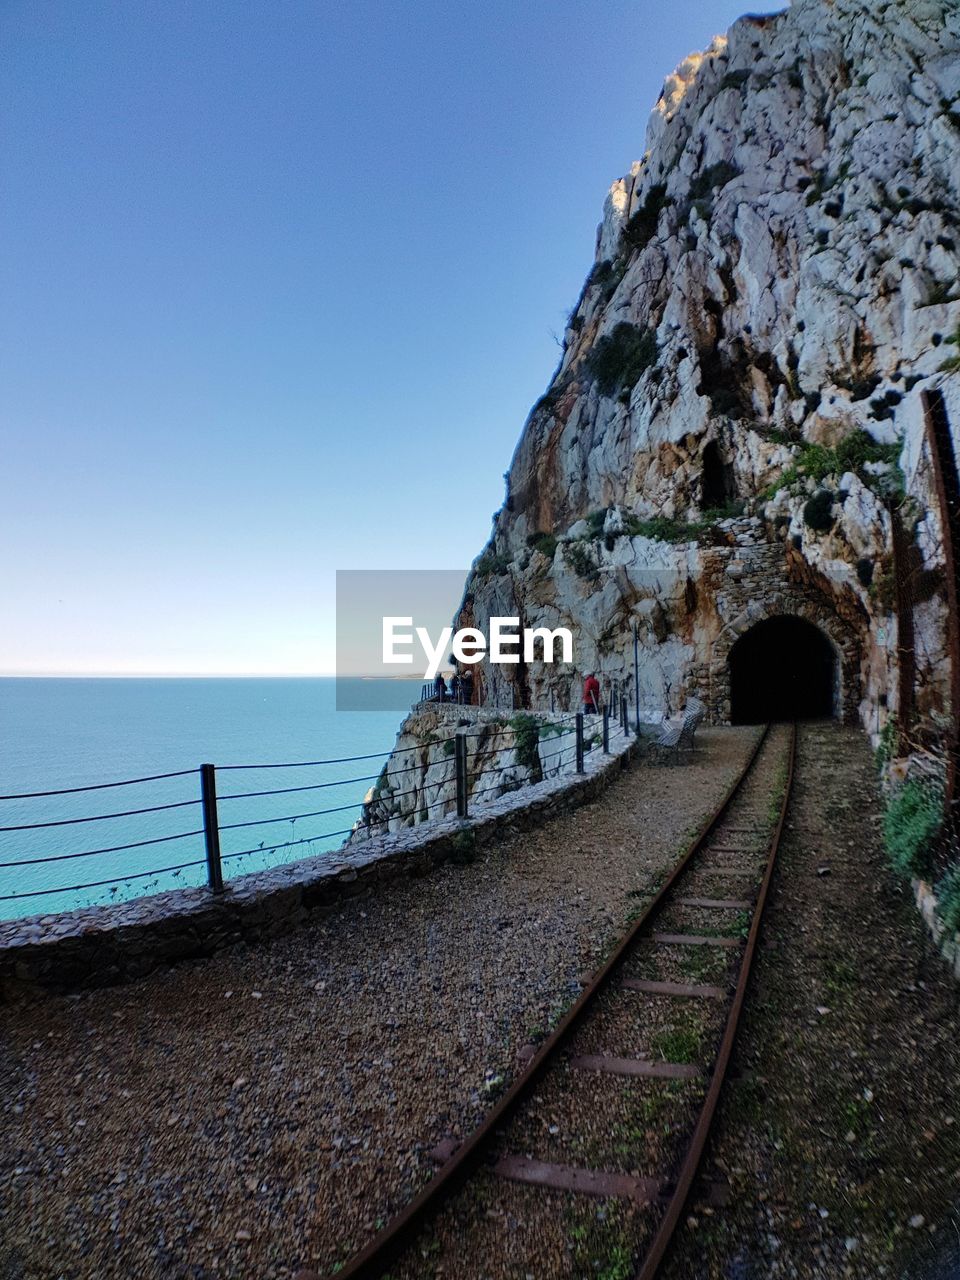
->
303;721;796;1280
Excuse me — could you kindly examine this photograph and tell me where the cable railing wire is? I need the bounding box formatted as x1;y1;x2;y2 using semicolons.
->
0;768;198;802
0;827;205;869
3;705;631;908
0;796;202;833
217;747;399;771
218;801;369;832
217;751;459;801
0;859;208;902
220;828;357;863
217;770;383;801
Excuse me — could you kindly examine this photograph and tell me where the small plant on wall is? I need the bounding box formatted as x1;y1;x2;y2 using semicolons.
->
883;778;943;878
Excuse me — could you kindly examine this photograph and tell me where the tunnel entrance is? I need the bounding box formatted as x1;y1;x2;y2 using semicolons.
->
729;616;837;723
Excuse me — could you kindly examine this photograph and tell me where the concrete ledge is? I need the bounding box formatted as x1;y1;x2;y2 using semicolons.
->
0;733;639;1001
912;876;960;981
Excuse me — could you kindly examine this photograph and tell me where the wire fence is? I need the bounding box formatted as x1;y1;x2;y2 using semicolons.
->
0;699;635;917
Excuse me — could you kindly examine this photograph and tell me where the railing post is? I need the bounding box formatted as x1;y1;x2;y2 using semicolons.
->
575;713;584;774
602;708;610;754
620;694;628;735
200;763;224;893
454;733;469;819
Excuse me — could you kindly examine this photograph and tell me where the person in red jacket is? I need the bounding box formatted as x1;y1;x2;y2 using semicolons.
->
582;672;601;715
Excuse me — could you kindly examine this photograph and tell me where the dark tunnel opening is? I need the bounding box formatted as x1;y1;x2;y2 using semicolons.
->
729;616;837;723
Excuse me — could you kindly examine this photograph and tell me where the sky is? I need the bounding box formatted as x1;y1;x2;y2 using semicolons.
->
2;0;754;676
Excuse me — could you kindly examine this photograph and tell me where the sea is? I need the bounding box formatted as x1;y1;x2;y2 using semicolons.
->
0;678;419;923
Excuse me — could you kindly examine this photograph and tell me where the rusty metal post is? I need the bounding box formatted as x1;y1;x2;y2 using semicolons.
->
890;504;916;755
575;713;584;773
921;388;960;819
633;622;641;737
200;764;224;893
454;733;468;819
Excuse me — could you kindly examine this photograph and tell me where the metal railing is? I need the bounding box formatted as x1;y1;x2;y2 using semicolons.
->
0;697;636;913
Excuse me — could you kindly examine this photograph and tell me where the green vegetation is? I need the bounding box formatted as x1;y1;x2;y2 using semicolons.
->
689;161;741;201
869;388;903;422
473;549;511;578
874;718;898;770
765;430;903;501
719;69;751;92
568;1214;634;1280
588;255;629;300
509;712;541;771
882;779;942;878
624;516;700;542
618;512;734;546
586;322;659;396
856;557;874;588
585;508;608;538
526;530;558;560
803;488;836;532
450;827;477;866
563;538;599;580
650;1023;700;1064
804;160;851;206
918;279;959;308
936;863;960;932
622;183;670;251
939;326;960;373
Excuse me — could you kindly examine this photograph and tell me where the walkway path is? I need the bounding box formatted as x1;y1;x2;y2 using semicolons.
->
0;728;758;1280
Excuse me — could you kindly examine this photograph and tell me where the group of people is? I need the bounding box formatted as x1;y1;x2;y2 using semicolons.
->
433;667;474;704
430;668;607;712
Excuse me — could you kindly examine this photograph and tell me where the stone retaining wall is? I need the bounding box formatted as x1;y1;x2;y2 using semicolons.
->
912;877;960;982
0;733;639;1002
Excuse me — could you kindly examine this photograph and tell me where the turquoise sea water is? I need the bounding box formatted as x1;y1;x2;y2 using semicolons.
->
0;678;417;922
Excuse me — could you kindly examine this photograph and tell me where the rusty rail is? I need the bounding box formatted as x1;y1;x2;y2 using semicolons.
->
298;722;783;1280
634;720;797;1278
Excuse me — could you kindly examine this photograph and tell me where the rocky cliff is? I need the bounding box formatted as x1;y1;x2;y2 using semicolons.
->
457;0;960;735
356;0;960;837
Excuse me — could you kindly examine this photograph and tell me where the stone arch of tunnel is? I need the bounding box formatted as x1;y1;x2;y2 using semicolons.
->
727;615;839;724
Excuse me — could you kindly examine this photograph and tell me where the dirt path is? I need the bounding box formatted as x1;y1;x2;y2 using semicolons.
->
0;728;758;1280
663;722;960;1280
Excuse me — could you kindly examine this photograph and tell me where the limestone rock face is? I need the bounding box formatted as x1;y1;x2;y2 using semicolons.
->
457;0;960;732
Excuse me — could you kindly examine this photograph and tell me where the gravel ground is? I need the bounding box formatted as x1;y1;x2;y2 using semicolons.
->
0;727;758;1280
663;722;960;1280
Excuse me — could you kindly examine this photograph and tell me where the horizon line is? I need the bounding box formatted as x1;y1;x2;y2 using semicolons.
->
0;672;434;680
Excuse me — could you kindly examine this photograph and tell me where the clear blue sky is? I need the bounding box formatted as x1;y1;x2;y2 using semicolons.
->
2;0;752;676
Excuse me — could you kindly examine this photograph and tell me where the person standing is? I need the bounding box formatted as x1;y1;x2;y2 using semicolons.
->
582;672;600;715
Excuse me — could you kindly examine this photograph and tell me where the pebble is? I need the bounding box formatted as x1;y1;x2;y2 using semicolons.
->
908;1214;925;1229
